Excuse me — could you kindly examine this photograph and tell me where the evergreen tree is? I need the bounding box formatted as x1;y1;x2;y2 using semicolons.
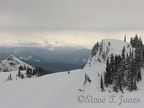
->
104;58;110;87
137;68;142;82
102;51;106;61
134;34;139;46
108;42;111;46
21;74;25;79
100;75;104;92
118;73;124;93
87;75;91;83
122;46;125;60
24;65;26;70
113;84;118;93
10;74;12;80
125;54;130;87
7;74;12;81
7;76;10;81
119;55;125;88
106;47;110;55
128;53;137;91
112;55;125;93
91;42;99;56
99;41;103;56
113;55;119;92
18;69;21;78
33;69;37;76
124;35;126;42
131;34;139;48
130;37;134;47
109;54;115;83
133;79;137;90
84;74;91;86
142;45;144;66
26;68;32;78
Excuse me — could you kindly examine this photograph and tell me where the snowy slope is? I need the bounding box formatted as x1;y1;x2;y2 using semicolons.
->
0;69;83;108
0;69;144;108
0;39;144;108
0;70;28;82
84;39;134;84
0;54;34;72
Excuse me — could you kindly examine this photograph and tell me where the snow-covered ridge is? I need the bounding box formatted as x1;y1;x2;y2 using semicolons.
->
83;39;136;94
102;39;132;54
0;54;34;72
90;39;134;63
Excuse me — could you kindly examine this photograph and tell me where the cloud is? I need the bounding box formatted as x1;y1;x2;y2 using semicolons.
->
0;0;144;48
0;0;144;32
0;31;144;48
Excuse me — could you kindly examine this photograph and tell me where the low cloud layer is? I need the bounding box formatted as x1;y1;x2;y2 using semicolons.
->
0;0;144;48
0;31;143;48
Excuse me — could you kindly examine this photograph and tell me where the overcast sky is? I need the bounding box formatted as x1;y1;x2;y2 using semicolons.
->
0;0;144;48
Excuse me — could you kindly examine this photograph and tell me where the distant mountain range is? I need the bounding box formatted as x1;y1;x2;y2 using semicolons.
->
0;46;91;72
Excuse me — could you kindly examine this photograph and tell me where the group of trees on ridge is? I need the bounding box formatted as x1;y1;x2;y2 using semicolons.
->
6;66;52;81
91;34;144;93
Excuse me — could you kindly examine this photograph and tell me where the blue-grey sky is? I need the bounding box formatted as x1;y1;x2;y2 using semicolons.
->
0;0;144;48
